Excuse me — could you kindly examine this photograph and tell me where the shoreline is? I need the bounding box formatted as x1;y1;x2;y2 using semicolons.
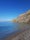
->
0;23;30;40
6;28;30;40
0;27;30;40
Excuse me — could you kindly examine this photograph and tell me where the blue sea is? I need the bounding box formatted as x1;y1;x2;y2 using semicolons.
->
0;22;30;40
0;22;20;39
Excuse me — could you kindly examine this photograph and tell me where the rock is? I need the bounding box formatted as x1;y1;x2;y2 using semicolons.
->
16;10;30;23
12;29;30;40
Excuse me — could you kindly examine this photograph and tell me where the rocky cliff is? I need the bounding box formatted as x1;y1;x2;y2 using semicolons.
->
16;10;30;23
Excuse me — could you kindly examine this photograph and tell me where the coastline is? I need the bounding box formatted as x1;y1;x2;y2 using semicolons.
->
5;28;30;40
0;27;30;40
0;23;30;40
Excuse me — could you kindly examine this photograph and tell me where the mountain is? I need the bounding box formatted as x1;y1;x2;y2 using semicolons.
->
12;10;30;24
16;10;30;23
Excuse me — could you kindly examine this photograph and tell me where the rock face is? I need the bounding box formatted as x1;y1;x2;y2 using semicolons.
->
17;10;30;23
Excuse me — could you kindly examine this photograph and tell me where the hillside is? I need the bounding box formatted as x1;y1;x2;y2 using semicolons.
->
12;10;30;24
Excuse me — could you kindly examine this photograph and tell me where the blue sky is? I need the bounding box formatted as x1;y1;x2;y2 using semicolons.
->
0;0;30;21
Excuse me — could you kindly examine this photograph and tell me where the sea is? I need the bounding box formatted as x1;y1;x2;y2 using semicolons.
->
0;22;20;38
0;22;30;40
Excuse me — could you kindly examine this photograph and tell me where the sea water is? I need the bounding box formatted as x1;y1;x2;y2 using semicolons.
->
0;22;19;38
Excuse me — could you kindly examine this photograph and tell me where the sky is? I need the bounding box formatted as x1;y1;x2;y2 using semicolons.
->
0;0;30;21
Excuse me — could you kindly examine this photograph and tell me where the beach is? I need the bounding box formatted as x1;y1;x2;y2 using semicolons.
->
0;22;30;40
0;27;30;40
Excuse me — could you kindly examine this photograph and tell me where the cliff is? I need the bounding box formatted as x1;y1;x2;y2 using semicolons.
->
16;10;30;23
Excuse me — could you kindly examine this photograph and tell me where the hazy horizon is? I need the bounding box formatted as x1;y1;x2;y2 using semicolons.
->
0;0;30;21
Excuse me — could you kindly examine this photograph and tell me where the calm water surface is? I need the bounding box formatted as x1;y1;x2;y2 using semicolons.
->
0;22;19;38
0;22;30;39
